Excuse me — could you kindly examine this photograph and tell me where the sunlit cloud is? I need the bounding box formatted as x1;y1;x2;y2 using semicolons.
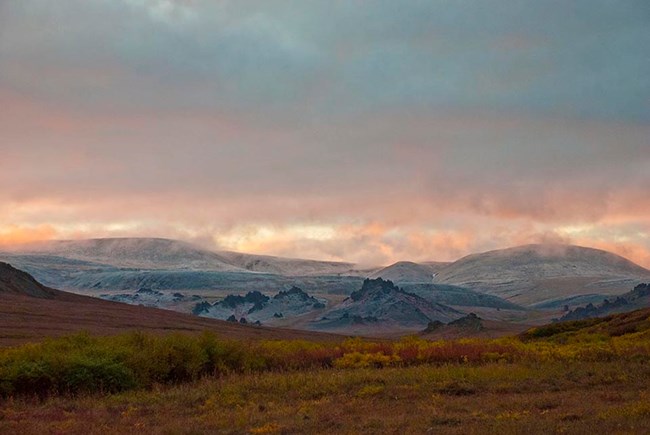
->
0;225;59;247
0;1;648;268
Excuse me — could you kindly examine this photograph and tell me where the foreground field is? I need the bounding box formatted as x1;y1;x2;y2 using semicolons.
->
1;308;650;434
2;361;650;434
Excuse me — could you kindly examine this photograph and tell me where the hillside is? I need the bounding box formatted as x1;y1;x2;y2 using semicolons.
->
530;293;613;310
0;238;367;293
434;244;650;305
368;261;438;283
7;238;366;276
0;263;342;347
0;262;57;299
217;251;362;276
419;312;529;339
559;283;650;322
11;238;241;271
401;283;524;310
522;305;650;341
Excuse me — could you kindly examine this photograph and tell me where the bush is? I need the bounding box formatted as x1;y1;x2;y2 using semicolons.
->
1;360;55;397
1;317;650;399
60;357;135;394
333;352;401;369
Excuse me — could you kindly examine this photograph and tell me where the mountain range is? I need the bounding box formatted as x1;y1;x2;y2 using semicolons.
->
2;238;649;313
430;244;650;304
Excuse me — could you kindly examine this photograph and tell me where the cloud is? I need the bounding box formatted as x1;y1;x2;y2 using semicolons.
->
0;225;59;247
1;1;649;119
0;1;649;267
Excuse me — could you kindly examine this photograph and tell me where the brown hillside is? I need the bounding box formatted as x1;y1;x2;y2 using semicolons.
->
0;262;57;299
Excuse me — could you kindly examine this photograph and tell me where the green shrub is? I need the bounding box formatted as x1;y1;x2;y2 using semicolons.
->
59;357;135;394
2;360;55;397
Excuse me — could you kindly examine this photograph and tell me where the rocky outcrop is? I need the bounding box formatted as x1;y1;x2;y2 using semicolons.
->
448;313;484;331
423;313;484;333
559;283;649;321
100;287;186;307
194;286;327;323
311;278;462;330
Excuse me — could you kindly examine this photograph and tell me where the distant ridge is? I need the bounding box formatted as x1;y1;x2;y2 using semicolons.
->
18;238;242;271
560;283;650;322
217;250;361;276
7;238;365;276
3;239;649;308
434;244;650;305
368;261;440;283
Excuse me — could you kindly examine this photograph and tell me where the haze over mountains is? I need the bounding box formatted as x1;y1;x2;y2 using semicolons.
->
0;238;367;295
1;237;649;338
2;238;649;308
431;244;650;305
9;238;361;275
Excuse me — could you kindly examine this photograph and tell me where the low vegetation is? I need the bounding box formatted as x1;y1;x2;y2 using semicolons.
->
1;308;649;433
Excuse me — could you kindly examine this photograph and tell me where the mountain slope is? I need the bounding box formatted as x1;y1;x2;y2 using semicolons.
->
0;238;369;293
310;278;462;333
368;261;438;283
559;283;650;321
21;238;367;276
434;244;650;305
0;262;57;299
16;238;242;271
401;283;524;310
216;251;362;276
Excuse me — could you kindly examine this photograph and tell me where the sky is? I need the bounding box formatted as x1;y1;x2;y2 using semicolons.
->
1;0;649;267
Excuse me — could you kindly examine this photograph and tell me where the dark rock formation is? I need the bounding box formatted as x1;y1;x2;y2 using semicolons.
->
274;286;311;301
448;313;484;331
192;301;212;315
221;291;269;309
560;283;649;321
312;278;462;330
423;320;444;333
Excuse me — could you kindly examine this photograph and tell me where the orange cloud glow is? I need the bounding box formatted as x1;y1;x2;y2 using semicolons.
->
0;225;59;247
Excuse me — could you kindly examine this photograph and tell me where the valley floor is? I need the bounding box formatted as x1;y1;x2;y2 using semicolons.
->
2;360;650;434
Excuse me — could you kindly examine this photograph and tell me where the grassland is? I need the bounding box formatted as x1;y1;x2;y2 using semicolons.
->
1;308;650;434
0;291;341;347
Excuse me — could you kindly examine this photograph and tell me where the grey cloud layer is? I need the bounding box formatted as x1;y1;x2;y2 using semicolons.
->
1;0;649;120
